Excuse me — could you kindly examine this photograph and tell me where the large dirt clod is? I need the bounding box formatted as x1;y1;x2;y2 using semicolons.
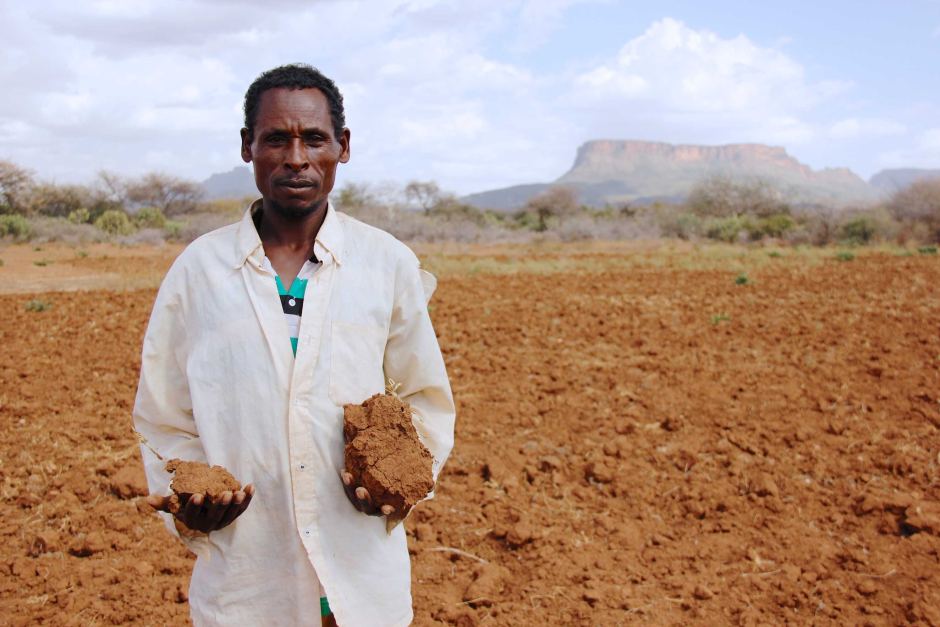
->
343;393;434;524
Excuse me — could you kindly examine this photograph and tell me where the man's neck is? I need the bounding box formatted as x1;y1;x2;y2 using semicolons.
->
257;199;327;253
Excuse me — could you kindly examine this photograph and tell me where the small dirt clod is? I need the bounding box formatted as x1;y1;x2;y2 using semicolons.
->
343;393;434;523
164;459;241;514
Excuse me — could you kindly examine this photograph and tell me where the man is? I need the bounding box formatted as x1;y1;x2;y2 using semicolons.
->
135;64;455;627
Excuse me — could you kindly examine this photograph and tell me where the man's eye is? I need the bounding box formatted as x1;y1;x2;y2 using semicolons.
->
266;136;287;144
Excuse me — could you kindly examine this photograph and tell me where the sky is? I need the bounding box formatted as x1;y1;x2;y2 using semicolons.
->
1;0;939;195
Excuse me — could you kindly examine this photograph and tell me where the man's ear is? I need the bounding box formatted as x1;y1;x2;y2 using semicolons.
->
338;128;351;164
240;128;252;163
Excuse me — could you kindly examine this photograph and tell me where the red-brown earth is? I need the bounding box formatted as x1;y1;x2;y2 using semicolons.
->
0;247;938;625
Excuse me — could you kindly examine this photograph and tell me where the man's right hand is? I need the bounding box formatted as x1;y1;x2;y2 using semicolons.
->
146;485;255;534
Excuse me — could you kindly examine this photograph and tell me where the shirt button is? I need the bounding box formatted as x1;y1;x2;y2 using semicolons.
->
299;464;306;470
288;298;296;307
303;529;311;537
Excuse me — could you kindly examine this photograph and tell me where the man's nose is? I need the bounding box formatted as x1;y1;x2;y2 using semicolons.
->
284;138;308;171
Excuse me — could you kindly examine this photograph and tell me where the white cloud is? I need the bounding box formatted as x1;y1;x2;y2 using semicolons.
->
576;18;811;109
0;6;916;194
561;18;868;152
829;117;907;139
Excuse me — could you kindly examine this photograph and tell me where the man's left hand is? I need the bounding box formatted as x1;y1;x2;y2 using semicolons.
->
340;471;396;518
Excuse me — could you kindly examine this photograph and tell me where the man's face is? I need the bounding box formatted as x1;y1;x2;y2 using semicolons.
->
241;87;350;217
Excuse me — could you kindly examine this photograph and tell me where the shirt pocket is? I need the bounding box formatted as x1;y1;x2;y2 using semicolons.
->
329;321;387;406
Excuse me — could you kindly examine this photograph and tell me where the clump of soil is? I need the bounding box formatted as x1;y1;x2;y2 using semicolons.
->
344;393;434;525
164;459;241;514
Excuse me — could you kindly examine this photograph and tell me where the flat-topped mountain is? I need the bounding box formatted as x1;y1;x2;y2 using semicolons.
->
464;140;880;210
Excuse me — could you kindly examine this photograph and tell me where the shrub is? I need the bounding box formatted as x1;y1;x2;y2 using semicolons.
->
658;210;701;240
0;214;31;240
134;206;167;229
840;217;876;245
119;228;167;246
704;215;751;243
918;245;938;255
25;299;52;312
94;209;135;236
735;273;749;285
835;251;855;262
749;213;795;239
68;208;91;224
164;220;184;240
29;217;104;244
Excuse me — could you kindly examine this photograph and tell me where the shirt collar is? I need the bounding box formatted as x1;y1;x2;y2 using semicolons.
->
234;198;344;269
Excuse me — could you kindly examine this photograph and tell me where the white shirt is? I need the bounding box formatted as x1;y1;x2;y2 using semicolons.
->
133;201;455;627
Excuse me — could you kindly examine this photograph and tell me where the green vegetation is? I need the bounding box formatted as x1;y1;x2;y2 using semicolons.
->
25;299;52;312
163;220;184;239
33;259;52;267
94;209;135;236
68;208;91;224
734;273;749;285
840;216;876;245
710;313;731;325
835;251;855;262
134;206;167;229
918;245;938;255
0;214;31;240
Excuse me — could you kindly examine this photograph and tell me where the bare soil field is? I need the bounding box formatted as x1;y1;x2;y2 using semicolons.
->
1;243;939;625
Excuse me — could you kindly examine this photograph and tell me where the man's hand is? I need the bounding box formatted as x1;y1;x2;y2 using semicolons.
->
146;485;255;534
340;471;396;518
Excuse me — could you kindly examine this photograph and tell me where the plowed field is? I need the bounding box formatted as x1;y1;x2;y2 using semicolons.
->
1;245;939;625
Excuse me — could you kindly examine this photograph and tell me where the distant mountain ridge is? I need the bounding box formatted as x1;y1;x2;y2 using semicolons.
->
201;166;257;200
462;140;921;211
869;168;940;193
197;144;940;210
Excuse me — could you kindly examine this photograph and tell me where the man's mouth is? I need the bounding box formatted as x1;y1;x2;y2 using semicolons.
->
278;179;316;189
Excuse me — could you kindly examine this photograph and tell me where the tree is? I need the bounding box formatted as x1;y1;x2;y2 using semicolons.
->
687;176;789;218
404;180;442;214
335;182;378;210
0;161;34;215
28;182;92;218
523;186;579;232
126;173;203;216
888;178;940;241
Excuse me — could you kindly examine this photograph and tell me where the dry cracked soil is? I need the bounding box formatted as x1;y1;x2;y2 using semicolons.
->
0;244;939;625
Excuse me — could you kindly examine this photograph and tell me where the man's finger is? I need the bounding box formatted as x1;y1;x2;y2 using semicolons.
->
219;487;253;528
204;492;232;530
180;493;209;532
341;471;353;487
380;504;394;516
355;487;380;515
146;494;170;512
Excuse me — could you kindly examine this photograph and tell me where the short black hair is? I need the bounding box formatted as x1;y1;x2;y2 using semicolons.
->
243;63;346;139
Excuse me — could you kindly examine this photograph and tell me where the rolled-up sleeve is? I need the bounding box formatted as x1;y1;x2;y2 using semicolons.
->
383;252;455;483
133;271;209;555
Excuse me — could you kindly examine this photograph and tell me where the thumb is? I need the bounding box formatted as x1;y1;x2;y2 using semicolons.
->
146;494;171;512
